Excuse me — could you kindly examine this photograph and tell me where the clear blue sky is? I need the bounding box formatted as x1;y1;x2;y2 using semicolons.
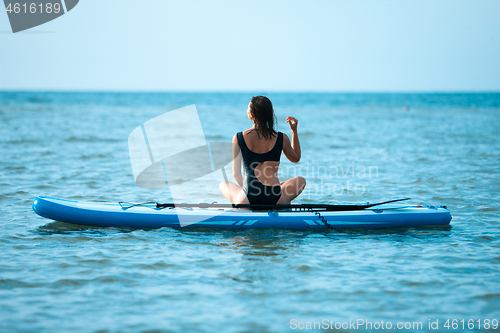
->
1;0;499;92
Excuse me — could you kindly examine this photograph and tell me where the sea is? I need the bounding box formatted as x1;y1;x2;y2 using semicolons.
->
1;92;499;333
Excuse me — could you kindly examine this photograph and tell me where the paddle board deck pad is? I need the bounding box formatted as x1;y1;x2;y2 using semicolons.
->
32;196;452;230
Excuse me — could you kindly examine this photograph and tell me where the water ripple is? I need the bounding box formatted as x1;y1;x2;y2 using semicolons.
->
1;92;499;333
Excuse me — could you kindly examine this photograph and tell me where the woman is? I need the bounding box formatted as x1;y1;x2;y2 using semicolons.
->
219;96;306;205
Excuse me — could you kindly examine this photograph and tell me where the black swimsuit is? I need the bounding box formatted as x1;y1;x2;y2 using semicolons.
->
237;131;283;205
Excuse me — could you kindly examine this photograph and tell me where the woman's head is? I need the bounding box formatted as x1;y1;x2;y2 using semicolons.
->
247;96;277;139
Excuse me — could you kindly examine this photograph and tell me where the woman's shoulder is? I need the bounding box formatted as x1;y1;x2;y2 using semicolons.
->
242;128;254;135
233;131;245;141
235;130;251;138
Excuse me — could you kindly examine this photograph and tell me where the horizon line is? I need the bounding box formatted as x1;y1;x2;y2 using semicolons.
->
1;89;500;94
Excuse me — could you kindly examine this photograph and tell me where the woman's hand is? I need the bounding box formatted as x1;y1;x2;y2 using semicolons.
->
286;116;298;132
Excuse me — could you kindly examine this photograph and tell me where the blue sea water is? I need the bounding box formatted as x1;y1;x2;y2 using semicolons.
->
0;92;499;333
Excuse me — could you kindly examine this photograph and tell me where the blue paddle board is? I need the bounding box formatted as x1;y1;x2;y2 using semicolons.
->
32;196;452;230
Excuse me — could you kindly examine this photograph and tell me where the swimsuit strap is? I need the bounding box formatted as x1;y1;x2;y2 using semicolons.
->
236;132;249;154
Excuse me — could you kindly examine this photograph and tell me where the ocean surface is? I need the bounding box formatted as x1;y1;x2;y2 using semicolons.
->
0;92;499;333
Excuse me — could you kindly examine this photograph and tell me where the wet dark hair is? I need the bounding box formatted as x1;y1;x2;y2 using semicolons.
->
249;96;277;140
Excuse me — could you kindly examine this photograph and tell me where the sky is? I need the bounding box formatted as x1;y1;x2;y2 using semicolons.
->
1;0;499;92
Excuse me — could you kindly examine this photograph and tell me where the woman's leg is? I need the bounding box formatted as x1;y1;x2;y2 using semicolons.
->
277;176;306;204
219;180;249;205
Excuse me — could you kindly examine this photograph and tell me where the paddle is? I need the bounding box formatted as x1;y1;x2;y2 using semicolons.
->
154;198;411;211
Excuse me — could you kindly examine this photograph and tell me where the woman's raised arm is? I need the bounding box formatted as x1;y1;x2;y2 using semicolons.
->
283;116;301;163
